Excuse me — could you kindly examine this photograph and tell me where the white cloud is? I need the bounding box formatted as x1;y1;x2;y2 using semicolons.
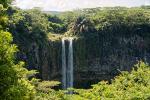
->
145;0;150;5
14;0;149;11
14;0;44;10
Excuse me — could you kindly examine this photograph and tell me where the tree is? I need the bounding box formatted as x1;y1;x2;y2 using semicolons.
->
0;1;36;99
0;31;36;100
9;9;49;45
0;0;12;8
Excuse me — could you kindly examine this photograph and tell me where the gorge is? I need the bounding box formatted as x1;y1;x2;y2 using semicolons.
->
8;6;150;89
2;0;150;99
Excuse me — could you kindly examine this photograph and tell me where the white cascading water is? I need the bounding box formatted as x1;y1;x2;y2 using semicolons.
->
62;38;67;89
68;38;73;88
62;38;74;89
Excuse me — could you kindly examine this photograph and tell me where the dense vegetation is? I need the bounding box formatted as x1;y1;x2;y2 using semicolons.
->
69;61;150;100
0;1;35;100
1;0;150;99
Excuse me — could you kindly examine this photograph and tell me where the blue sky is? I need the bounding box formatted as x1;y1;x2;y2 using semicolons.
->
14;0;150;11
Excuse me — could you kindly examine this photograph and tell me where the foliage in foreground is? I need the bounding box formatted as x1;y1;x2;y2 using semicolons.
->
34;81;65;100
0;30;36;100
33;62;150;100
0;1;36;100
71;61;150;100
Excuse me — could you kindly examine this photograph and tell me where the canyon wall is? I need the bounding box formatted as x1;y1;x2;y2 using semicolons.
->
15;33;150;88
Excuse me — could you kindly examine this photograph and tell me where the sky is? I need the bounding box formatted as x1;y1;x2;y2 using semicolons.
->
14;0;150;11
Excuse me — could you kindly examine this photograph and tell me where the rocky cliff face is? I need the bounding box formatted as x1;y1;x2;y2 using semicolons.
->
15;32;150;88
73;34;150;88
15;37;62;81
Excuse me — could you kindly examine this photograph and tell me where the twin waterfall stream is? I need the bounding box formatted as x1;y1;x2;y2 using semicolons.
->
62;38;74;89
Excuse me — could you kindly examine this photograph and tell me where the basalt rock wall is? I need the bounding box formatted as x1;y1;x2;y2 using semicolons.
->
74;34;150;88
15;33;150;88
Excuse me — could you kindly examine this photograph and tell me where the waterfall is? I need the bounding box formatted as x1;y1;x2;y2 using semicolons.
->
62;38;67;89
62;38;74;89
68;38;73;88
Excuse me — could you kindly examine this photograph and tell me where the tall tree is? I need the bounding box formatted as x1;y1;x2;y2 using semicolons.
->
0;0;12;7
0;1;36;100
